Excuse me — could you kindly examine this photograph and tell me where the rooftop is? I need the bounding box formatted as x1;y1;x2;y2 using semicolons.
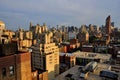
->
55;63;115;80
60;52;75;57
73;51;111;60
82;45;93;47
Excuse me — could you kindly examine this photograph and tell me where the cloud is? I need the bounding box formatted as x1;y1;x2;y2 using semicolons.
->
0;0;120;29
0;12;30;30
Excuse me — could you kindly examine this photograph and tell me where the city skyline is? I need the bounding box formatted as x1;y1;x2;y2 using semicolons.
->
0;0;120;30
0;8;120;80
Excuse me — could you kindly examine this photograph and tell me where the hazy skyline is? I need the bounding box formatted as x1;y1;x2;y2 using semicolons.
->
0;0;120;30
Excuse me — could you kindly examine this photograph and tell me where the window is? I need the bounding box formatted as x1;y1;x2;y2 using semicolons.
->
2;68;6;77
9;65;14;76
49;62;52;64
49;56;52;58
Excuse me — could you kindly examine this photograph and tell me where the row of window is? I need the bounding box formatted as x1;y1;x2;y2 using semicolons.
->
2;65;14;77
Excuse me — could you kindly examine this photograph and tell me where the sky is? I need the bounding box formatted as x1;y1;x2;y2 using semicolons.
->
0;0;120;30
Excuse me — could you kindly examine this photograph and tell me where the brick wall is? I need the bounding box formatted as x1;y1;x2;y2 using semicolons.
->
16;52;32;80
0;55;16;80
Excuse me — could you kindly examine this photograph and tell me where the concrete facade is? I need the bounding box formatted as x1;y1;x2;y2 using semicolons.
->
32;43;59;80
32;32;59;80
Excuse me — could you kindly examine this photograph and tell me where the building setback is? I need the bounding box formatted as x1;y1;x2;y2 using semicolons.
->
31;32;59;80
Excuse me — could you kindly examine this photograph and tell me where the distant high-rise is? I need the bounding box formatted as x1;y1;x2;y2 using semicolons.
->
105;15;112;44
105;15;111;34
89;24;94;32
0;20;6;37
80;25;87;33
29;23;48;39
0;20;5;30
78;25;89;43
29;22;32;28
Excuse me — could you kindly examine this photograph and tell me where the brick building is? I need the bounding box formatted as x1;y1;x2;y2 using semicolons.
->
0;51;32;80
81;45;93;52
31;69;48;80
59;53;76;73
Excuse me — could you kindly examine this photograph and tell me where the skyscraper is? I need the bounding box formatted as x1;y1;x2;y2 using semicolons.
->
105;15;111;35
105;15;111;43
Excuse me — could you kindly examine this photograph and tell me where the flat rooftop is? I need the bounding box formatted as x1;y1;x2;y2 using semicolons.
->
60;52;75;57
82;45;93;47
55;63;118;80
73;51;111;60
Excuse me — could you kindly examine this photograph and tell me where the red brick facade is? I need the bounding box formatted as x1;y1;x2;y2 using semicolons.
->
16;52;32;80
81;47;93;52
0;55;16;80
0;52;32;80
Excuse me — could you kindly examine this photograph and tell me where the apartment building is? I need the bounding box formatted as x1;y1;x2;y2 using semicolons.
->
31;31;59;80
0;41;32;80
